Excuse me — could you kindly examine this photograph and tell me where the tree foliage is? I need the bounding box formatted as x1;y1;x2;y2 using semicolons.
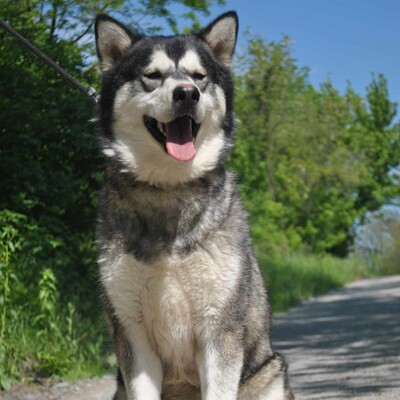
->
348;74;400;212
231;37;400;255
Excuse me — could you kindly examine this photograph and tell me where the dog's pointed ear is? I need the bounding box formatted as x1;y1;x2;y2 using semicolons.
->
198;11;238;68
95;14;140;72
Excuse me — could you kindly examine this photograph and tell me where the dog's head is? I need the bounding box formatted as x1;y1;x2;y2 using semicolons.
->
95;12;238;185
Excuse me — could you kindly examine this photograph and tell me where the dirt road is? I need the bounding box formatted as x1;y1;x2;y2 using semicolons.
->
2;275;399;399
272;275;400;399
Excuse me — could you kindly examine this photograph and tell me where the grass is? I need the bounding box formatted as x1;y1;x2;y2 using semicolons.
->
0;306;112;390
0;223;366;390
258;249;365;313
0;211;114;389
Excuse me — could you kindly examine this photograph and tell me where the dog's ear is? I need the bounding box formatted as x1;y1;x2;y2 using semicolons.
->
198;11;238;67
95;14;140;72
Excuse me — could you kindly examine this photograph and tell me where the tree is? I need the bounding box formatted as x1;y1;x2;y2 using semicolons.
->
10;0;224;48
347;74;400;213
231;37;311;250
231;37;399;256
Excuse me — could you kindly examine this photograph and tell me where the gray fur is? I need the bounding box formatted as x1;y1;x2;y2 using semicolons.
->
94;11;293;400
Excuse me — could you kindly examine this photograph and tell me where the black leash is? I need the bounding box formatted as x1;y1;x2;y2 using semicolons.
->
0;19;99;104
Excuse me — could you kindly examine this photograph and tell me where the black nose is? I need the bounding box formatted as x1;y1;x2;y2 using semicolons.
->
173;85;200;106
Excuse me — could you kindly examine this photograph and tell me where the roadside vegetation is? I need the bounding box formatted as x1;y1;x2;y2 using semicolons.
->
1;0;399;390
259;251;364;312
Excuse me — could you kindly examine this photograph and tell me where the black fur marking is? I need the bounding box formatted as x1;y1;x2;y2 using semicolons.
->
97;162;231;263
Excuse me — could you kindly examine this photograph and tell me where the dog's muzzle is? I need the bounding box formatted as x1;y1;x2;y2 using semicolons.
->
144;83;202;163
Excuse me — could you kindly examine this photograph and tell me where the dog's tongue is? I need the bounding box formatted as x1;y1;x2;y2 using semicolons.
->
165;116;196;162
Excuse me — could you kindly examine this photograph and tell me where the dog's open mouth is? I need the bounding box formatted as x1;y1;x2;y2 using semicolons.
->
144;115;200;162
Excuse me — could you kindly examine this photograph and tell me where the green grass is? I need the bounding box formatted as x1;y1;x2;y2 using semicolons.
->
258;250;365;313
0;307;112;390
0;211;114;389
0;214;367;390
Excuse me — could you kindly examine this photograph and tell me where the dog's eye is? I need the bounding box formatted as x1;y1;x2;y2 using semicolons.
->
144;71;162;80
192;72;206;81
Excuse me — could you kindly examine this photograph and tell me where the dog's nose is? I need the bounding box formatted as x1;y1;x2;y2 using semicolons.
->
173;85;200;106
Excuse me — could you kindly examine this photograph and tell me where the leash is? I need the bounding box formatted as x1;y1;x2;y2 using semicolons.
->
0;19;99;104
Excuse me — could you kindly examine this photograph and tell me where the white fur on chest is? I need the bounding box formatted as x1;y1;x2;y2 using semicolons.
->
99;239;240;384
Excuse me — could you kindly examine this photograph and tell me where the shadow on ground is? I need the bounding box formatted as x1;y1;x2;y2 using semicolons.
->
272;276;400;399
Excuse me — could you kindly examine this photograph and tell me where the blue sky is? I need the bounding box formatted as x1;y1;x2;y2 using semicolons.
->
153;0;400;118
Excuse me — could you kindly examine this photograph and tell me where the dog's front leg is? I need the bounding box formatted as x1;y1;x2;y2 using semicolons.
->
114;321;163;400
196;335;243;400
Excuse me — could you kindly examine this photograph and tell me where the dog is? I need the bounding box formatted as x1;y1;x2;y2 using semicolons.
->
94;10;293;400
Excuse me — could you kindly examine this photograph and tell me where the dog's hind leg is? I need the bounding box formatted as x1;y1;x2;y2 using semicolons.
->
238;353;294;400
112;368;128;400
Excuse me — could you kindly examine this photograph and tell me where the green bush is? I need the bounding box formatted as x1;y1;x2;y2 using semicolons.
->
0;210;111;388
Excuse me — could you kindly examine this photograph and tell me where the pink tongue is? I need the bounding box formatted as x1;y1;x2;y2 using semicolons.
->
165;116;196;162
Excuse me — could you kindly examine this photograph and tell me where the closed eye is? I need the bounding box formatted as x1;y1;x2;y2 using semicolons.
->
144;71;162;80
192;72;206;80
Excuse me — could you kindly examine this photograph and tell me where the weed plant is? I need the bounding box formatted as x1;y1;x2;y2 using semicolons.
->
0;211;112;390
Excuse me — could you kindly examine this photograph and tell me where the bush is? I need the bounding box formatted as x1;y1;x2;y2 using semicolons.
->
0;210;111;388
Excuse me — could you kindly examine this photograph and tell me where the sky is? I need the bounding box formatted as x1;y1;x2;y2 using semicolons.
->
154;0;400;118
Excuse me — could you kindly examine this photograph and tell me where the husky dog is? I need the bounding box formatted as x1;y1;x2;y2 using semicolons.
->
95;11;293;400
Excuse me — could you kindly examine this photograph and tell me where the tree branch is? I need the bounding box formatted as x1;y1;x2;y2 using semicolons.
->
71;21;94;44
49;2;57;40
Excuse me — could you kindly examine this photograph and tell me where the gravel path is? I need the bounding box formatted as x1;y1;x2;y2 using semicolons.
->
0;376;115;400
272;275;400;399
2;275;399;399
